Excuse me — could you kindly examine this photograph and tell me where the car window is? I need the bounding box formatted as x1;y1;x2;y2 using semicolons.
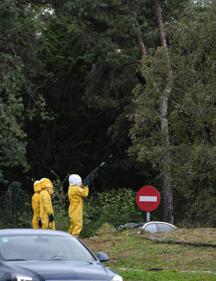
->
144;223;157;233
0;235;95;262
157;223;174;232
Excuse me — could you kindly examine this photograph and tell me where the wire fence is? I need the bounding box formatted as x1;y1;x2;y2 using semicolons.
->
0;183;32;228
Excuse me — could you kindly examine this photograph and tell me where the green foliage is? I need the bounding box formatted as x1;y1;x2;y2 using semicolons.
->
167;2;216;226
0;0;188;193
0;54;27;175
0;183;31;228
117;270;216;281
96;223;117;237
130;1;216;226
82;189;143;237
0;0;49;184
129;48;169;170
52;175;68;231
27;0;147;187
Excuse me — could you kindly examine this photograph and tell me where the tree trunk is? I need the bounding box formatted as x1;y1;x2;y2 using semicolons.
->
136;33;147;57
155;0;174;224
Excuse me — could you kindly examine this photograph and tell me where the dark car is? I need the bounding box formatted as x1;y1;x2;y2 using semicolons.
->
0;229;123;281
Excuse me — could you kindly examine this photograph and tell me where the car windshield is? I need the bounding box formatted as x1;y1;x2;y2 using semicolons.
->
0;235;95;262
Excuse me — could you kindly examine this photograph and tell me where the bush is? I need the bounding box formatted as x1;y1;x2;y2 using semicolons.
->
52;177;68;231
82;188;143;237
0;183;31;228
96;223;117;237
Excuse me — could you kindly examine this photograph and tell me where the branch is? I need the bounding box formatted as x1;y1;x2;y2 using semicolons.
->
136;33;147;57
155;0;167;49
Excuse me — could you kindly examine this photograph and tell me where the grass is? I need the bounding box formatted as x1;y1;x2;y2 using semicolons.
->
115;270;216;281
150;228;216;245
83;227;216;281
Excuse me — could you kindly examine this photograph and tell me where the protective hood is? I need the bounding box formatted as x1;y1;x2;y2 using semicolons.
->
69;174;82;186
33;180;41;192
40;178;54;190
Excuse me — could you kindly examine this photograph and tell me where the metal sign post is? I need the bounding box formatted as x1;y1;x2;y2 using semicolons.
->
146;211;150;222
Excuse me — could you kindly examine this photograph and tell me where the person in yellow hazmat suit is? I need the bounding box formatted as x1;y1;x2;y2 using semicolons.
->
32;180;42;229
40;178;55;230
68;174;89;237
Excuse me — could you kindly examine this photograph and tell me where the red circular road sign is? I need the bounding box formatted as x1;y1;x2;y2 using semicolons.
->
136;185;161;212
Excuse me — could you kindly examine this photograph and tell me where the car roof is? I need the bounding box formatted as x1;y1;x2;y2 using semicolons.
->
0;229;72;237
143;221;176;227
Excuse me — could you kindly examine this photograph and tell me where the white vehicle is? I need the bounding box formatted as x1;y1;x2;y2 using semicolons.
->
140;221;177;234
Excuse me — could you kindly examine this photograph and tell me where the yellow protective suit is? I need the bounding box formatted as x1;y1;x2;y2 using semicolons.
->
40;178;55;230
32;180;41;229
68;184;89;237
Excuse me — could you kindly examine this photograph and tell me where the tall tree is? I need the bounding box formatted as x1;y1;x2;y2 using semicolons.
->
130;0;216;225
0;0;47;186
155;0;174;223
167;0;216;225
25;0;161;188
129;0;187;223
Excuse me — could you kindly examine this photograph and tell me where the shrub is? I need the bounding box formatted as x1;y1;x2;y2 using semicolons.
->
52;177;68;231
82;188;143;237
0;183;31;228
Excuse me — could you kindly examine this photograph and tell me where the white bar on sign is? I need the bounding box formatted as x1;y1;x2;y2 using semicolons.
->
139;196;157;202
